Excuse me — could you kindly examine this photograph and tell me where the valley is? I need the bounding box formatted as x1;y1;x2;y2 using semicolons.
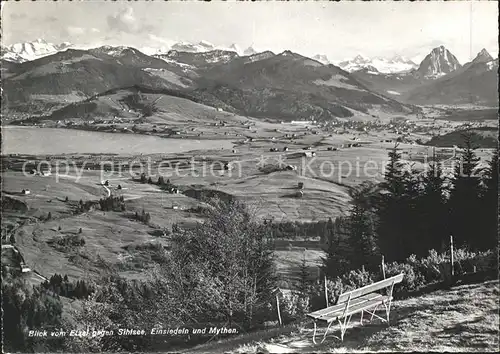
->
1;26;498;353
2;41;498;286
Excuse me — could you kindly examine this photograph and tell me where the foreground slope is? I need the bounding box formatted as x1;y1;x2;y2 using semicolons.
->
188;280;499;353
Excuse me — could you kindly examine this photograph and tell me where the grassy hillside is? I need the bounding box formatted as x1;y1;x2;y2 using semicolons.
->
188;280;499;353
197;51;416;120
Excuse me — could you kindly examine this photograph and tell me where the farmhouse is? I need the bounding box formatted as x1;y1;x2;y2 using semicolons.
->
302;151;316;157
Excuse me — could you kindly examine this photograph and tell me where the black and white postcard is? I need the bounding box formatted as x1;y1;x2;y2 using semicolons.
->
1;1;498;353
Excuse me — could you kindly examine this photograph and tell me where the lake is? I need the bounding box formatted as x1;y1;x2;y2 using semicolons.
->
1;126;234;155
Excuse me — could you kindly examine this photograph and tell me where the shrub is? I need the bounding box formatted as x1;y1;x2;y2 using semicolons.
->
341;268;374;290
384;261;425;293
278;292;309;323
309;269;374;311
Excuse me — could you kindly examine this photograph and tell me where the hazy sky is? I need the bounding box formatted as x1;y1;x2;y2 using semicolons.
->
1;0;498;63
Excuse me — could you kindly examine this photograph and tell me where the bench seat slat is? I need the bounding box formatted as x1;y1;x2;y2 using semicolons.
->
320;296;391;323
337;273;404;304
307;293;383;320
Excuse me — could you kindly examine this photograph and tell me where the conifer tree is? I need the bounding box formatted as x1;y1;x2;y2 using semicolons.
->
298;253;311;296
376;144;409;261
417;150;448;254
480;149;498;250
322;217;351;278
448;131;483;249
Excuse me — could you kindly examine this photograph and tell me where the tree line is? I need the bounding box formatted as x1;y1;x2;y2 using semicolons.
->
41;274;94;300
323;134;498;277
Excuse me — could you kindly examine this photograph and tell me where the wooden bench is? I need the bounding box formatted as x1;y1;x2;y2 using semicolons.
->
307;273;404;344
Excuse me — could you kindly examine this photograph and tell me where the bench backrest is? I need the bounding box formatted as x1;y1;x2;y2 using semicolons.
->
336;273;404;304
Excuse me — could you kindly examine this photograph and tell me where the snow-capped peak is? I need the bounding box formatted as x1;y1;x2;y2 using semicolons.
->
92;45;133;57
352;54;370;63
243;46;258;56
389;54;416;65
1;39;74;62
242;51;275;64
198;40;214;48
312;54;330;65
170;40;216;53
227;43;242;55
337;54;418;73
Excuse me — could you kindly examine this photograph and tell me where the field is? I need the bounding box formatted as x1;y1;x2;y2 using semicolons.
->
187;280;499;353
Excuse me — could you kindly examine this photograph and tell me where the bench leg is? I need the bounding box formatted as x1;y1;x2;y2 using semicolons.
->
364;304;388;323
383;299;392;326
337;314;352;342
312;320;336;345
369;303;380;321
360;310;364;326
320;320;336;344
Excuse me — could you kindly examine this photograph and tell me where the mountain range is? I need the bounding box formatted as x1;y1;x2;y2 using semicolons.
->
1;39;73;63
1;39;497;122
336;54;418;74
352;47;498;106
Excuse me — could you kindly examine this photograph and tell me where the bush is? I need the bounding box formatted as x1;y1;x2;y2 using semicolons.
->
384;261;425;293
309;247;496;312
309;269;374;311
278;292;310;323
99;195;125;212
48;235;85;250
341;268;375;290
135;209;151;224
41;274;95;300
